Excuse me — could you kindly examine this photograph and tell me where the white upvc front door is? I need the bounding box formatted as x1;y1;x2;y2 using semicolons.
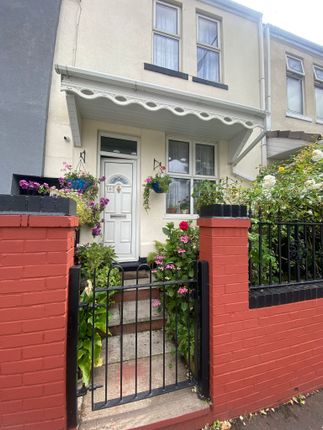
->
101;158;137;261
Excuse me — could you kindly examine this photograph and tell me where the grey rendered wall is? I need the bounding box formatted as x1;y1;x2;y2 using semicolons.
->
0;0;61;194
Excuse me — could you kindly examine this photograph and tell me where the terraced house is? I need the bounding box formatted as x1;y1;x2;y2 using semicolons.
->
45;0;267;261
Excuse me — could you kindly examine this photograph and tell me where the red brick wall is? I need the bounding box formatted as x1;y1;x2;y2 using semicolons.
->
0;214;78;430
198;217;323;420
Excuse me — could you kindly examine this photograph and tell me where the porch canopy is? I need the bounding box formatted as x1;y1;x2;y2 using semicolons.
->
55;65;265;164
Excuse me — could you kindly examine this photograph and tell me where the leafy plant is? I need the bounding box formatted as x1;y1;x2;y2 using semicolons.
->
148;221;199;364
192;178;243;212
76;243;120;385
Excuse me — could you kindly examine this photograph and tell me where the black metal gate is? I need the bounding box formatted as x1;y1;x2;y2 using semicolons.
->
67;260;209;421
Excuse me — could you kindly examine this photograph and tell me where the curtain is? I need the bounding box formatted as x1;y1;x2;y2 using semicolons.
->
168;140;189;174
166;178;190;212
195;144;214;176
197;48;219;82
315;87;323;119
156;2;177;34
287;77;303;114
154;34;179;71
198;17;218;47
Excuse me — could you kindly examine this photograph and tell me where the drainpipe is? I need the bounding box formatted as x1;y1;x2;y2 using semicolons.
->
258;18;267;166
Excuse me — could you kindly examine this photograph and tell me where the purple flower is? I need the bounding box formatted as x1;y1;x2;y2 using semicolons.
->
58;177;65;186
100;197;109;207
91;223;102;237
145;177;152;184
19;180;29;190
99;176;106;182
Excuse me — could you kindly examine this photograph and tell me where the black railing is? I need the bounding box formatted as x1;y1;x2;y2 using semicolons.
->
249;219;323;289
75;261;209;411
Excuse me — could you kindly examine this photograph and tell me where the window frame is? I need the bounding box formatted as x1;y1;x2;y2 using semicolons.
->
285;54;305;116
165;137;218;216
196;13;221;83
313;65;323;83
152;0;181;71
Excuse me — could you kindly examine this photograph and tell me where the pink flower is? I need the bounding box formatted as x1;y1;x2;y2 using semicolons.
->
180;235;189;244
152;299;161;309
151;269;157;273
178;287;188;295
165;263;175;270
145;177;152;184
177;248;186;254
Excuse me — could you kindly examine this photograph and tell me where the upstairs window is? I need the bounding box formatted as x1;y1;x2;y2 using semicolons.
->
153;1;180;71
314;66;323;121
286;55;304;115
197;15;221;82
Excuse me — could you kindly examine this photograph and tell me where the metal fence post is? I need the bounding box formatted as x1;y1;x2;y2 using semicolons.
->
197;260;209;399
67;265;81;429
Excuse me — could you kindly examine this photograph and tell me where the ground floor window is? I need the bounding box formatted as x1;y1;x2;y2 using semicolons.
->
166;138;217;214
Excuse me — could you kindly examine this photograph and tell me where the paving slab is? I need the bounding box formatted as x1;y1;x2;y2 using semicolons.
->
231;390;323;430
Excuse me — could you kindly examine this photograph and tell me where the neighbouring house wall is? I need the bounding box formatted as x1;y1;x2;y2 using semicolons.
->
198;216;323;420
0;0;61;194
270;36;323;134
0;213;78;430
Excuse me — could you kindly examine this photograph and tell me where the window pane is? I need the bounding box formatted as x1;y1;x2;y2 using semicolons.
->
287;56;303;74
168;140;189;174
197;47;219;82
196;144;215;176
166;178;190;214
198;16;218;47
101;136;137;155
287;76;303;114
315;87;323;119
153;34;179;70
155;2;178;35
314;66;323;82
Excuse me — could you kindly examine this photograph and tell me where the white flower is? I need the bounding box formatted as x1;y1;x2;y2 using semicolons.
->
84;280;93;297
304;179;316;189
311;149;323;162
262;175;276;189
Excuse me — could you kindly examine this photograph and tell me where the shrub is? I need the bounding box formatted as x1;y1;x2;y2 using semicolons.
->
76;243;120;385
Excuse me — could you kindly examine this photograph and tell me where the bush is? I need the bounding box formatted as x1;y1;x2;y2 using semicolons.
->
76;243;120;385
148;221;199;363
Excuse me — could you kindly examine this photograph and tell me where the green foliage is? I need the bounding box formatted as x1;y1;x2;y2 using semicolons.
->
243;142;323;221
76;243;120;385
192;178;244;212
148;222;199;363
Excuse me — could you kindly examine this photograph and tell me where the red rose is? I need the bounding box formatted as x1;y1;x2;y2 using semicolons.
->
179;221;189;231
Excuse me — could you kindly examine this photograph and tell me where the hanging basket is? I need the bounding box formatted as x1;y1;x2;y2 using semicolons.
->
70;178;90;192
151;182;164;193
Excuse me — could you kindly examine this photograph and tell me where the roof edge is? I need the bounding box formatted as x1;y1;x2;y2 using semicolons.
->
267;24;323;56
198;0;262;21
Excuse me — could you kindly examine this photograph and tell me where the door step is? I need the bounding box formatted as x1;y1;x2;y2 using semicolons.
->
78;384;209;430
108;299;162;327
101;329;173;364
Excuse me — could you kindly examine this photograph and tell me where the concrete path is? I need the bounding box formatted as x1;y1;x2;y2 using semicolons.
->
231;390;323;430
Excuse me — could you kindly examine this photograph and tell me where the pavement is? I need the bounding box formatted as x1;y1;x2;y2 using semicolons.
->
230;390;323;430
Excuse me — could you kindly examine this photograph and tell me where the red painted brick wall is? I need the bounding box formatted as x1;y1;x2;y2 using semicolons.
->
0;214;78;430
198;217;323;420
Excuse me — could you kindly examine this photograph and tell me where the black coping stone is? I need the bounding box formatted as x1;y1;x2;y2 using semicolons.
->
249;282;323;309
0;195;76;216
199;204;248;218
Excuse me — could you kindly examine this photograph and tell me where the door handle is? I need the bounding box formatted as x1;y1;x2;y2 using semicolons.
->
110;214;127;218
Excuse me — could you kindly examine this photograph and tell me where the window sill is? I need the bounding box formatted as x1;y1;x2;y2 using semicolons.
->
192;76;229;90
163;214;199;220
286;112;312;122
144;63;189;80
315;119;323;125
